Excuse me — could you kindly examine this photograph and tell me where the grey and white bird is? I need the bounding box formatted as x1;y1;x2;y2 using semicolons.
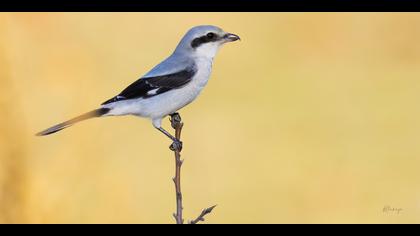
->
37;25;240;147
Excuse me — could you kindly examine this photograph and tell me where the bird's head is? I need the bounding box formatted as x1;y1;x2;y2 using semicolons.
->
174;25;240;59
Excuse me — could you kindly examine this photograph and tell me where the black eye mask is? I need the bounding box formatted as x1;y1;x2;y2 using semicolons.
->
191;33;220;48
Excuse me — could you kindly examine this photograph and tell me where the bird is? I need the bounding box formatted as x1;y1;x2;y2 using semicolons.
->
36;25;240;149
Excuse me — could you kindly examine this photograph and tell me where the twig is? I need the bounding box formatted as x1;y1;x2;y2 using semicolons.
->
168;113;216;224
189;205;217;224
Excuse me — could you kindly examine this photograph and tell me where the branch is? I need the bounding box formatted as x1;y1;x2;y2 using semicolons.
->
170;113;184;224
189;205;217;224
168;113;216;224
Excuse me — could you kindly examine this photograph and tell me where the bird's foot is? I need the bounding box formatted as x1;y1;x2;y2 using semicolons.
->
170;113;182;129
170;139;183;152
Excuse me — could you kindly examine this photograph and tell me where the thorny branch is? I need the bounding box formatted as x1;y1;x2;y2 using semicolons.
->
169;113;216;224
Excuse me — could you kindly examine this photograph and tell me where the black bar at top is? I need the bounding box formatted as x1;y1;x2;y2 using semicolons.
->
1;0;420;12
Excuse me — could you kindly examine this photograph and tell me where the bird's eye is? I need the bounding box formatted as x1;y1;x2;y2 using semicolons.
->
206;32;215;39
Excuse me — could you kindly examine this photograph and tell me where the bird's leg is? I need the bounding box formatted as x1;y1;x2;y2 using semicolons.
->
156;126;183;152
156;126;177;141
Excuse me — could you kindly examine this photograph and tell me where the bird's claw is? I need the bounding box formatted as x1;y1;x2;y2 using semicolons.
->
170;113;182;129
170;139;183;152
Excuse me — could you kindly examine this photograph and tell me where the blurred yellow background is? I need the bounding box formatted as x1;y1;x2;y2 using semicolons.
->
0;13;420;224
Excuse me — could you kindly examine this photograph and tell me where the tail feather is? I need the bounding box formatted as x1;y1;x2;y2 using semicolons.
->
36;108;110;136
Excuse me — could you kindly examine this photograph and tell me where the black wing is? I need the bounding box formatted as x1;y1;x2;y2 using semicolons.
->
102;66;196;105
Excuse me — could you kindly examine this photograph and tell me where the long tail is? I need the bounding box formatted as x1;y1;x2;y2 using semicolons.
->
36;108;110;136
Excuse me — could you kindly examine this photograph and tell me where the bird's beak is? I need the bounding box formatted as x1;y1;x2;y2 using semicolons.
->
223;33;241;42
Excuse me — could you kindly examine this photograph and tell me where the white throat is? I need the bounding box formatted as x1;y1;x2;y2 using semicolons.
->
194;42;222;60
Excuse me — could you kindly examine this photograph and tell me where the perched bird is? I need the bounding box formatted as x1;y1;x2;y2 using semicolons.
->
36;25;240;148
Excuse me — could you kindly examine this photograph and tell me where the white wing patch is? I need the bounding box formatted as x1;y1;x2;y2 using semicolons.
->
147;88;160;95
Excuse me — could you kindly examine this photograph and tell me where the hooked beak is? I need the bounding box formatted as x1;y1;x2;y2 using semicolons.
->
223;33;241;42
